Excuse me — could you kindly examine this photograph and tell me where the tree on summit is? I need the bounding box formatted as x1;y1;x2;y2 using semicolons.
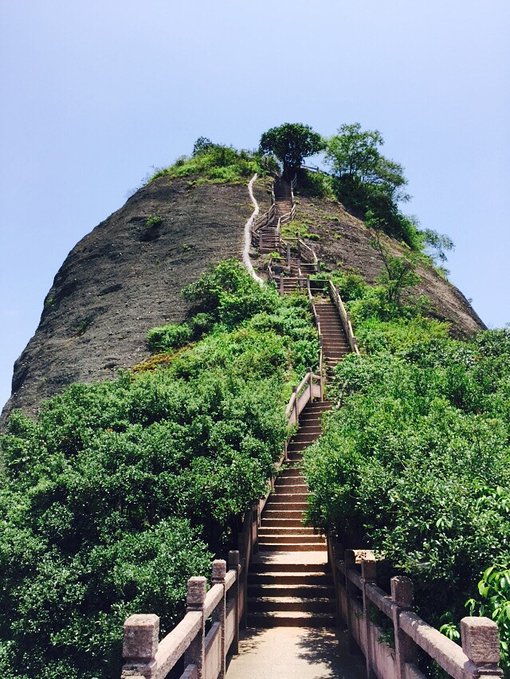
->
325;123;409;204
259;123;324;178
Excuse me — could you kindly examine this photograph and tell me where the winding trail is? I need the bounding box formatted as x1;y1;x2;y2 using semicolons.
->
243;174;264;285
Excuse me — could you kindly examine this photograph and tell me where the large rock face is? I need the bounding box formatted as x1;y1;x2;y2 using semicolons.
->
1;176;484;426
1;177;268;424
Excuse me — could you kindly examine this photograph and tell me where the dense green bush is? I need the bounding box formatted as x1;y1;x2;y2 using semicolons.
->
0;261;318;678
147;142;277;185
147;322;192;351
303;273;510;665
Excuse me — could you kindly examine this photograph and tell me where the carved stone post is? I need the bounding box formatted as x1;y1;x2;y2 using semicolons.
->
121;614;159;678
293;387;299;425
391;576;416;679
229;550;241;654
212;560;227;678
328;539;342;625
361;559;377;678
461;617;503;677
344;550;361;654
184;576;207;678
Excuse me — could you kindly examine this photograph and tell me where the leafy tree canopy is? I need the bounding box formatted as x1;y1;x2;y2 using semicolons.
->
0;260;318;679
259;123;324;177
325;123;408;203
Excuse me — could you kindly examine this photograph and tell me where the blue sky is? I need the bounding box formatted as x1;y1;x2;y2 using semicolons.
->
1;0;509;409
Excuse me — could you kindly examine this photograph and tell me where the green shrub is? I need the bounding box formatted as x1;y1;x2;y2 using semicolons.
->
295;169;335;198
0;260;318;678
146;144;277;186
146;323;192;351
305;327;510;629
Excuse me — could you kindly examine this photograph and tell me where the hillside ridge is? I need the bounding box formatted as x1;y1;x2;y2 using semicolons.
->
1;174;483;425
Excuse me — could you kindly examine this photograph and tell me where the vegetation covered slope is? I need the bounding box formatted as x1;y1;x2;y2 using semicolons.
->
0;261;318;678
288;191;484;337
303;270;510;672
2;129;484;424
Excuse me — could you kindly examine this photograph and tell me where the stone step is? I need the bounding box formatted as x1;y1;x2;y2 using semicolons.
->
275;476;305;487
248;596;335;613
287;441;309;449
263;509;306;520
299;412;332;427
248;583;335;598
258;532;324;543
298;421;323;430
258;527;316;537
286;454;305;463
268;492;309;502
302;402;332;410
273;484;308;494
277;468;304;476
289;433;320;444
258;542;326;552
249;567;330;580
261;514;304;529
247;611;336;627
264;501;308;511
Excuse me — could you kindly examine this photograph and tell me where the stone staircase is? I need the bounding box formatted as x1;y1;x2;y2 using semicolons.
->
247;401;336;627
258;179;293;254
315;301;350;375
246;175;353;629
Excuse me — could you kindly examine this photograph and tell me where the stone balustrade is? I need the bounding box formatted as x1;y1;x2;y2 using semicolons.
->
329;542;503;678
121;552;241;679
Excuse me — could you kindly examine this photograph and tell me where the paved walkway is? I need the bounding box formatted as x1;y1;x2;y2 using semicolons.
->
226;626;367;679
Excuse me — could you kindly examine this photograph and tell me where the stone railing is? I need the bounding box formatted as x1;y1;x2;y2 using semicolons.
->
121;552;241;679
285;369;322;427
278;237;318;274
329;543;503;679
249;179;276;248
326;279;360;356
307;278;359;357
307;279;324;398
274;176;297;240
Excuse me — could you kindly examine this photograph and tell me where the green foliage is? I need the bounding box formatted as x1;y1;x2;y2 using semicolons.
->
421;228;455;266
183;259;279;326
281;219;319;241
145;214;162;227
305;328;510;621
294;168;335;198
192;136;214;155
147;143;276;185
335;244;426;324
326;123;408;203
467;564;510;671
304;266;510;642
371;237;421;307
0;516;210;678
259;123;325;177
147;322;192;351
0;261;318;678
325;123;426;249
